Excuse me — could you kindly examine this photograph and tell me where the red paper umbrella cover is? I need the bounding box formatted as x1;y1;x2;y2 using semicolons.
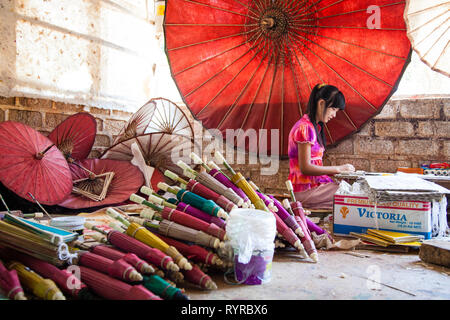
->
164;0;411;157
48;112;97;161
0;121;73;205
58;158;144;209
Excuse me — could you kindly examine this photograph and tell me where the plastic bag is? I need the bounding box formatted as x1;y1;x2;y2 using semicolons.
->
225;208;276;285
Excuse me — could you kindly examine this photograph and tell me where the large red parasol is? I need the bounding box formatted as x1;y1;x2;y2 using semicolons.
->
48;112;97;161
0;121;73;205
58;159;144;209
164;0;412;157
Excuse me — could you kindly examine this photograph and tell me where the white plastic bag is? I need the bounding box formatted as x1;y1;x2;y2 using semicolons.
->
225;208;276;264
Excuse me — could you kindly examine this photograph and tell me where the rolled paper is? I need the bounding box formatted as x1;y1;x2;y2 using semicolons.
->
106;208;130;228
196;171;244;207
290;201;319;263
157;234;221;266
208;168;250;205
176;188;228;220
161;207;226;241
5;250;93;300
90;245;155;275
187;179;236;213
266;195;303;236
231;172;268;211
0;259;26;300
78;266;161;300
182;264;217;290
78;251;143;282
107;230;179;272
142;275;189;300
7;261;65;300
126;222;192;271
156;219;221;249
175;202;226;229
271;212;308;258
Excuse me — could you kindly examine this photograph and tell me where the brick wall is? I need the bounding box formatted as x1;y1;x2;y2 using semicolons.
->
0;97;132;158
0;95;448;194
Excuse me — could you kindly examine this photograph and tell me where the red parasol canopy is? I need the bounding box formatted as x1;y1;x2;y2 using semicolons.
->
164;0;411;157
58;159;144;209
48;112;97;161
0;121;73;205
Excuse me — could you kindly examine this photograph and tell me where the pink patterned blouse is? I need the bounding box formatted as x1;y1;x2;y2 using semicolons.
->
288;114;333;192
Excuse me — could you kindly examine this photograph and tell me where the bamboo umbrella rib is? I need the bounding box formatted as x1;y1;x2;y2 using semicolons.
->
285;0;310;15
415;20;449;48
295;24;406;31
217;42;269;130
317;2;405;21
230;0;259;17
288;32;378;112
409;2;449;16
285;40;305;115
173;30;260;76
166;23;258;27
261;47;281;130
197;38;267;117
422;26;449;59
409;11;449;34
168;28;257;52
177;0;259;20
185;36;266;99
280;61;285;155
296;27;408;60
252;0;265;13
291;29;394;88
324;123;334;144
287;34;324;86
293;0;326;19
433;40;449;68
240;47;274;131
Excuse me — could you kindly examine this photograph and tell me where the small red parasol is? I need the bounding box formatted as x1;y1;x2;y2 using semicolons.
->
58;159;144;209
48;112;97;161
0;121;72;205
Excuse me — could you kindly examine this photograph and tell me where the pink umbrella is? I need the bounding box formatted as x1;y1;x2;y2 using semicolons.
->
107;230;179;272
182;263;217;290
77;251;143;283
209;168;250;205
272;211;306;257
265;194;303;236
58;158;144;209
291;201;333;242
78;266;161;300
90;245;154;275
0;258;26;300
174;201;226;230
48;112;97;161
4;248;95;300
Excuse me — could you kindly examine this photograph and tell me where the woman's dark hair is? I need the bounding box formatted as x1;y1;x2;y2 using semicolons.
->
306;84;345;148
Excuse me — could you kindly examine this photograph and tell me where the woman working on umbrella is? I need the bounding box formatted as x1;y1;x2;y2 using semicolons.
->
288;84;355;210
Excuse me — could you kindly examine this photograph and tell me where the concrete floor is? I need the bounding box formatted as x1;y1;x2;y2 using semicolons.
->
184;247;450;300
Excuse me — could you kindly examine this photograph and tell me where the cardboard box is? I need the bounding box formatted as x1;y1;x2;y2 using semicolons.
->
333;194;432;239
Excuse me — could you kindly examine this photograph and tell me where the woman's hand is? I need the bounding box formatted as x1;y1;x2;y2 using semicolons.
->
337;164;355;173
